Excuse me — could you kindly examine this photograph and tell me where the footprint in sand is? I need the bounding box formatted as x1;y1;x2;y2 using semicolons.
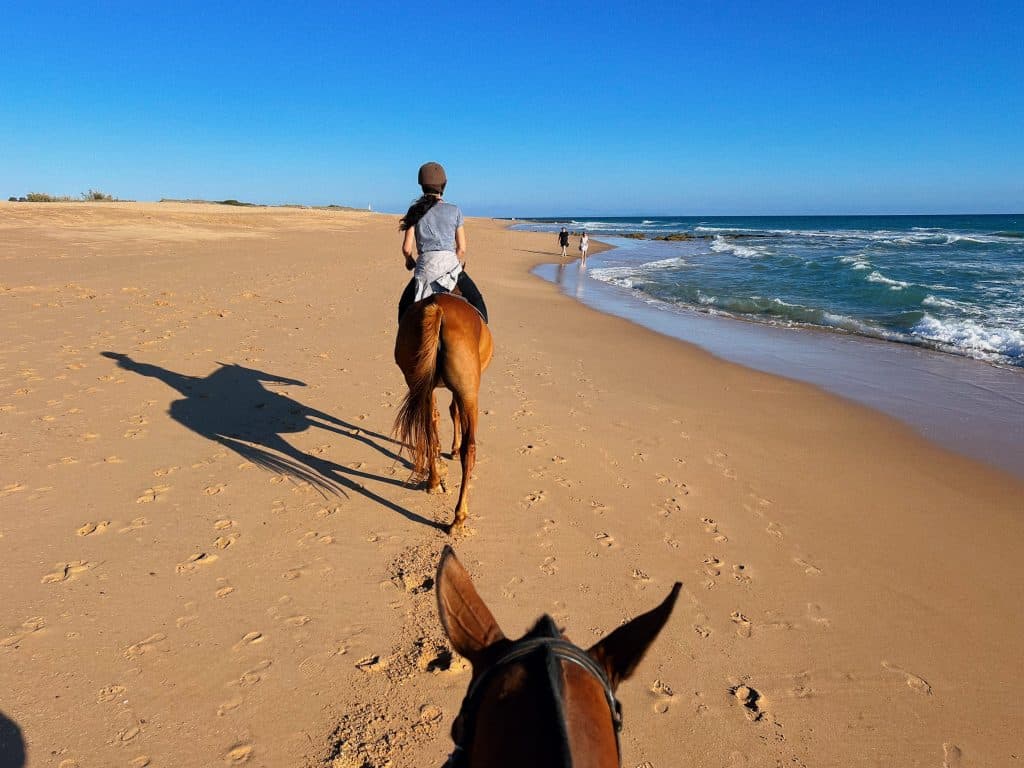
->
214;519;237;531
701;517;729;543
77;520;111;536
136;484;170;504
881;660;932;695
744;493;773;519
223;743;254;764
539;556;558;575
354;654;383;671
502;575;524;600
232;631;264;652
1;483;26;497
942;743;962;768
702;555;723;577
124;633;168;658
791;671;815;699
729;683;767;722
649;679;675;714
235;659;273;687
97;684;127;703
517;442;546;456
217;697;243;716
706;450;738;479
657;497;684;518
520;490;547;509
118;722;142;743
176;602;200;629
176;552;219;574
41;560;93;584
730;611;753;638
594;532;618;549
806;603;832;627
118;517;148;534
214;534;239;550
282;566;308;581
793;557;822;575
732;564;751;585
153;466;179;477
1;616;47;649
204;483;226;496
694;623;712;638
765;522;784;539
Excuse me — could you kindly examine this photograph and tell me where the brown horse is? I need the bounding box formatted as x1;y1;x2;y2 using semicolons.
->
394;294;493;532
436;546;681;768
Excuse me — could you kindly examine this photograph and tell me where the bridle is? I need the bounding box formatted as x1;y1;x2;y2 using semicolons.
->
443;637;623;768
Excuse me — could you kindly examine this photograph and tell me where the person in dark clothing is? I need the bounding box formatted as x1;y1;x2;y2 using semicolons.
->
558;227;570;258
397;162;488;324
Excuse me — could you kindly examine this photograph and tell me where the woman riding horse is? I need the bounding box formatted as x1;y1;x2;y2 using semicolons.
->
397;162;488;323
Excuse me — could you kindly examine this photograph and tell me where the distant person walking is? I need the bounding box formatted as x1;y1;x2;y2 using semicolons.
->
558;227;570;259
579;231;590;265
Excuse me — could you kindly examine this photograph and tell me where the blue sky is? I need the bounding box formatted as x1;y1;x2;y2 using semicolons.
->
1;1;1022;215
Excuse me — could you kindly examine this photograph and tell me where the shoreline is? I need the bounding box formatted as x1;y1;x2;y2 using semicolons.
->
533;238;1024;480
1;203;1022;767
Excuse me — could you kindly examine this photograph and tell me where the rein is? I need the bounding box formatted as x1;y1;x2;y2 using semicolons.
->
444;637;623;768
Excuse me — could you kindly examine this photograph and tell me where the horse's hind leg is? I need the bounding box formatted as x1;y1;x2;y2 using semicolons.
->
427;392;445;493
449;397;462;456
450;391;478;531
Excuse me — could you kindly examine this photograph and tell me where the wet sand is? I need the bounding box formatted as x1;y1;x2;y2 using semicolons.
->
1;202;1022;767
536;257;1024;479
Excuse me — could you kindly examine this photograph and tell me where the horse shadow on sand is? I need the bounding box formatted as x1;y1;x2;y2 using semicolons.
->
101;352;442;530
0;710;24;768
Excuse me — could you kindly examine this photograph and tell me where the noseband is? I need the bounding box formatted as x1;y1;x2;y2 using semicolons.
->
444;637;623;768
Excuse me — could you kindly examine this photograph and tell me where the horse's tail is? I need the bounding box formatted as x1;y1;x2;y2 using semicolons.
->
394;300;444;478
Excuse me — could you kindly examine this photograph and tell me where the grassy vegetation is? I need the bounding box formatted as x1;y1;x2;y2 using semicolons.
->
8;190;116;202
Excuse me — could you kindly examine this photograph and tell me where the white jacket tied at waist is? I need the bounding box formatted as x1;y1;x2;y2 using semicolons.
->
413;250;462;302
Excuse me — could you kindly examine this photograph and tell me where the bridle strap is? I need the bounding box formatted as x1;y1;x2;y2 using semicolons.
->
445;638;622;767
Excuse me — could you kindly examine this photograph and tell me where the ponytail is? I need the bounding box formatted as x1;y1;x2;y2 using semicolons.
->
399;193;442;231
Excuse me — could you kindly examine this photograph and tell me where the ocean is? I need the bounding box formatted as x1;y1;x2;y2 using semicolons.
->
514;215;1024;368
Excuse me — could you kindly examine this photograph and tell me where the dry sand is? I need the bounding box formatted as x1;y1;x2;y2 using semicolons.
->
1;201;1022;768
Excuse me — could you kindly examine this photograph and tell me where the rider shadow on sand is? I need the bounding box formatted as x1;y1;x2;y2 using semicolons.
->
101;352;443;530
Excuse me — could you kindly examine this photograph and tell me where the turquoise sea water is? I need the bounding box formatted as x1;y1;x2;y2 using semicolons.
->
514;215;1024;367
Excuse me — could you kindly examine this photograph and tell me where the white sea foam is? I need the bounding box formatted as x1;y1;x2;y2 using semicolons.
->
710;235;764;258
922;295;964;310
912;315;1024;362
588;257;688;284
866;271;911;290
839;254;872;270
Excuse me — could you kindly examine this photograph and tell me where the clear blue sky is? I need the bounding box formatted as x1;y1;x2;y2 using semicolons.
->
2;1;1021;215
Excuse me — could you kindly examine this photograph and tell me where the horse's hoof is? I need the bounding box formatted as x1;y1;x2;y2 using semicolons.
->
427;483;446;495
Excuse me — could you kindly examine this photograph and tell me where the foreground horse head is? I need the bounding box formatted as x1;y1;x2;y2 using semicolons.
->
394;294;493;532
436;546;681;768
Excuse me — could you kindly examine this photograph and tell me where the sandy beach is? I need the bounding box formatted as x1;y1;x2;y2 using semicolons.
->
1;201;1022;768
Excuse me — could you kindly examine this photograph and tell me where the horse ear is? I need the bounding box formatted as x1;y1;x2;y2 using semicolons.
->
588;582;681;691
436;546;505;664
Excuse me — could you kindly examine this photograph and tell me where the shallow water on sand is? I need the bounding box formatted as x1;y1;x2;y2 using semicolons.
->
536;257;1024;480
